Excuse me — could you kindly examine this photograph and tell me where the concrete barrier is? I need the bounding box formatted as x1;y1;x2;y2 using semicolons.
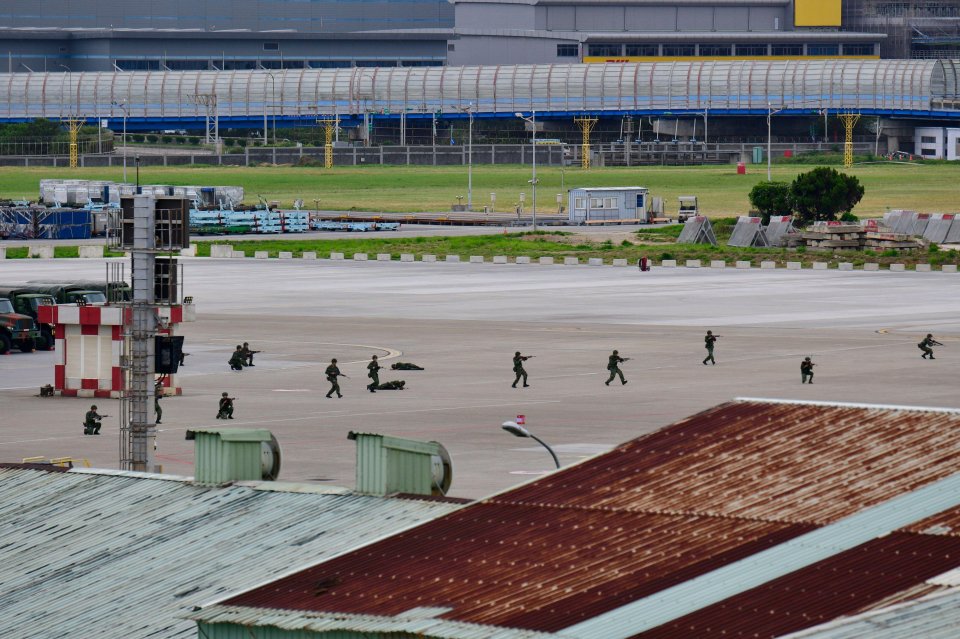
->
79;245;103;258
838;262;853;271
377;253;391;261
685;259;701;268
812;262;829;270
588;258;604;266
564;257;579;265
330;252;344;260
539;257;554;265
890;263;905;272
445;255;461;263
493;255;508;264
735;261;751;269
863;263;879;271
400;254;415;262
516;256;531;264
612;259;627;267
210;244;233;258
302;252;317;260
943;264;958;273
470;256;484;263
760;261;776;269
422;254;437;262
255;251;269;259
231;251;246;258
710;260;726;269
661;259;677;268
354;253;368;261
0;247;5;259
179;246;196;257
786;261;802;270
916;264;931;272
278;251;293;259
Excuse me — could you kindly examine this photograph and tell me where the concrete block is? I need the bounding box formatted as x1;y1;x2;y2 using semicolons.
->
661;259;677;268
78;245;103;258
812;262;829;270
354;253;368;261
29;245;54;259
493;255;508;264
377;253;391;261
179;246;196;257
760;261;776;269
469;256;484;263
231;251;246;258
278;251;293;259
400;253;415;262
863;262;879;271
539;257;554;265
890;263;905;272
330;252;344;260
710;260;726;269
588;258;604;266
942;264;958;273
255;251;269;259
302;252;316;260
838;262;854;271
735;261;751;269
422;254;437;262
210;244;233;258
685;259;701;268
516;256;531;264
564;257;579;265
612;259;628;267
786;261;802;270
915;263;931;272
0;247;5;259
445;255;461;263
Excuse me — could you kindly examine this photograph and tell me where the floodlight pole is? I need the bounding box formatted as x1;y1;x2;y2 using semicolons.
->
766;103;784;181
112;101;129;182
501;421;559;469
516;111;538;230
459;104;474;210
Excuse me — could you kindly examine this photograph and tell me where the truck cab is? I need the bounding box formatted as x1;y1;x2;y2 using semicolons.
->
0;297;42;353
0;288;57;350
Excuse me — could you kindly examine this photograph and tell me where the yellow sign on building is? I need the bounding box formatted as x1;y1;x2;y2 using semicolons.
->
794;0;841;27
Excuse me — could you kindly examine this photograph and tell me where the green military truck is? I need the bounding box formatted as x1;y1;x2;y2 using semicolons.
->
21;284;108;305
0;286;58;350
28;280;131;303
0;297;42;353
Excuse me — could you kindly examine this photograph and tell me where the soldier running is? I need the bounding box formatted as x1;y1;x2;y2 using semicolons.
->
605;350;630;386
367;355;382;393
801;357;815;384
325;358;344;398
703;330;719;365
83;405;107;435
512;351;532;388
919;334;944;359
216;393;235;419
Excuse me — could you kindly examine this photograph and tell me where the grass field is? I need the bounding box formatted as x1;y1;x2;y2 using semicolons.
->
0;161;954;216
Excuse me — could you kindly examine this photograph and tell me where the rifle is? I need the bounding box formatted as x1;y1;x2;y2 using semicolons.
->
622;357;632;362
933;340;945;346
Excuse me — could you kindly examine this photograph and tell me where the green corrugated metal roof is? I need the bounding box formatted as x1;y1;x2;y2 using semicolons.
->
185;428;274;442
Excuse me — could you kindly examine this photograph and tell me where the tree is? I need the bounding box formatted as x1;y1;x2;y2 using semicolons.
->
748;181;792;224
790;167;864;224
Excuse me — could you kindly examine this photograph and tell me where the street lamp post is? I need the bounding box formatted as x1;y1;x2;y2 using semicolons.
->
767;103;784;181
135;155;141;191
501;421;559;469
459;104;474;210
515;110;538;230
263;71;276;146
111;101;129;182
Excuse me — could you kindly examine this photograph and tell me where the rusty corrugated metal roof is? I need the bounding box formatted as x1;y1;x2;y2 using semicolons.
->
218;399;960;637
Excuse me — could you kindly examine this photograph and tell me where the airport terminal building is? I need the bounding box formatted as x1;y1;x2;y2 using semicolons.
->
2;0;958;72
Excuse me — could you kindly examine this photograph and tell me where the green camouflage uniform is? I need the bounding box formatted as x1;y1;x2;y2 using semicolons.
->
326;364;343;398
367;358;381;392
801;359;814;384
512;354;529;388
703;333;717;365
605;353;627;385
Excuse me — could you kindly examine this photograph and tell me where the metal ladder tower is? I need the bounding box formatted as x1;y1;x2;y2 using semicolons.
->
190;94;220;150
317;117;338;168
839;112;861;168
575;117;599;169
63;118;84;168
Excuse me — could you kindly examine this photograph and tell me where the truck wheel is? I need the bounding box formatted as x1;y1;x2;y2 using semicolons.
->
0;334;11;355
38;328;55;351
17;338;35;353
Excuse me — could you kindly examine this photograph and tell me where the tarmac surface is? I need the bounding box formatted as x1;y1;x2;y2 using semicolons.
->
1;257;958;499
